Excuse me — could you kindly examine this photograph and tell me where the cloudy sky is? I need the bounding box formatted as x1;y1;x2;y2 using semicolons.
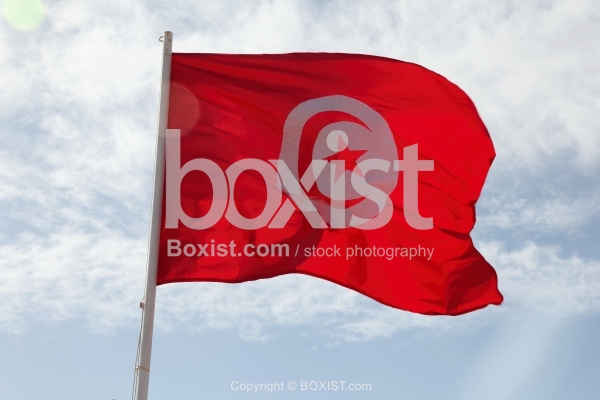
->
1;0;599;399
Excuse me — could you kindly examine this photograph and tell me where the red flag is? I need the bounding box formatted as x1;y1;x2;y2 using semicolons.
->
156;53;503;315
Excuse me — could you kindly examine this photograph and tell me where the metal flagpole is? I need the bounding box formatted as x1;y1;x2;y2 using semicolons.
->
133;30;173;400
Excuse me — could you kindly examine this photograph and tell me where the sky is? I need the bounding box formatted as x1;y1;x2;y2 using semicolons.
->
0;0;599;399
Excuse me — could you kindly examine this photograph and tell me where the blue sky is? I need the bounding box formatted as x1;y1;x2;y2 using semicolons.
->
1;1;599;399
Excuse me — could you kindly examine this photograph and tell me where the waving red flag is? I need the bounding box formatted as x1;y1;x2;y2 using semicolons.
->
155;52;502;315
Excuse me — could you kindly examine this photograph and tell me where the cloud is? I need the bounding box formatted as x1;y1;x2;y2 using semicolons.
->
2;223;598;341
478;192;600;233
481;241;600;316
0;0;598;340
0;226;146;333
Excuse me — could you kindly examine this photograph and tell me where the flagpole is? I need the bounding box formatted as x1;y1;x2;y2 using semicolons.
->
133;31;173;400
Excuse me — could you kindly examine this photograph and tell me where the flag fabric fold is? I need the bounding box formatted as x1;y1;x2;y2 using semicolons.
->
156;52;503;315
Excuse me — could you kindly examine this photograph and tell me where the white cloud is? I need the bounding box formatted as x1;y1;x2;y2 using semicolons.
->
478;192;600;232
1;228;597;340
0;0;598;341
0;226;146;333
481;241;600;315
394;1;600;170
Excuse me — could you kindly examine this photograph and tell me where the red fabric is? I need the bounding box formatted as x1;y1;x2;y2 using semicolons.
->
157;52;503;315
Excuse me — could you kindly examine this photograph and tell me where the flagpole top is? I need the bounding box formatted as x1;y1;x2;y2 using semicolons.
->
159;31;172;42
160;31;173;55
